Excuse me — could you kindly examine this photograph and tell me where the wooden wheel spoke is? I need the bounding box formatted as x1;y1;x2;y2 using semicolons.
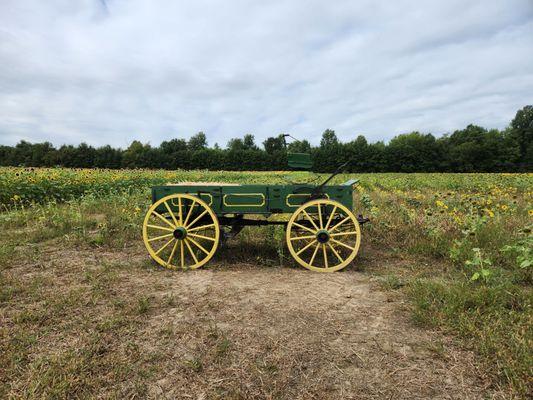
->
328;243;344;263
184;239;199;264
309;243;320;266
325;206;337;230
322;244;328;268
296;239;316;255
186;209;208;229
188;232;216;242
318;204;323;229
329;216;351;233
292;222;317;234
180;240;185;269
331;238;356;251
148;232;174;242
164;201;179;227
183;200;197;227
167;241;179;266
301;210;319;231
290;234;316;241
187;237;210;255
330;231;358;238
178;197;183;225
146;224;174;232
188;223;215;233
155;237;174;255
152;211;175;228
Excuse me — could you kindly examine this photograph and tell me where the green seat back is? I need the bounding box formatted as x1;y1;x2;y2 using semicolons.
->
287;152;313;170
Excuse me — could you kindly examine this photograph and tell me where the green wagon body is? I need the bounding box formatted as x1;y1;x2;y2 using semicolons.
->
151;183;355;216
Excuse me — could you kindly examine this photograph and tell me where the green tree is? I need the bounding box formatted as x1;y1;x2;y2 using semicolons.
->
314;130;342;172
243;134;258;150
320;129;339;149
227;138;245;151
287;139;311;153
12;141;34;165
386;132;441;172
95;145;123;169
72;143;96;168
0;145;14;166
122;141;152;168
442;125;519;172
160;138;187;153
344;135;369;171
509;105;533;166
188;132;207;151
263;135;285;154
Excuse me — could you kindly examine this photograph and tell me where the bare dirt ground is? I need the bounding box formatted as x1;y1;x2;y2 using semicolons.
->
138;267;493;399
1;242;501;399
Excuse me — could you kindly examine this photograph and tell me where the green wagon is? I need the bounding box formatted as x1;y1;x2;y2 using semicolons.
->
142;150;369;272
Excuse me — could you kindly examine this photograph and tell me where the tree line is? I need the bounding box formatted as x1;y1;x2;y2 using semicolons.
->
0;105;531;172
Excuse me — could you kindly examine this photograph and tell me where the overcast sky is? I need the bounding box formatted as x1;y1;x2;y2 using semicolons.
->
0;0;532;149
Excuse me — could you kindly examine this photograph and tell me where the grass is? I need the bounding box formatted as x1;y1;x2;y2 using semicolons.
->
410;279;532;395
0;170;531;398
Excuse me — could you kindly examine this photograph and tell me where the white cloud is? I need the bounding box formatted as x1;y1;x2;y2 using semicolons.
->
0;0;532;148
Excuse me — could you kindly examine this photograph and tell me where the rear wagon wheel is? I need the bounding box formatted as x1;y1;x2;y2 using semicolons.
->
142;194;220;270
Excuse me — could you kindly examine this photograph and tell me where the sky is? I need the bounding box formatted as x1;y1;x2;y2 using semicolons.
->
0;0;532;149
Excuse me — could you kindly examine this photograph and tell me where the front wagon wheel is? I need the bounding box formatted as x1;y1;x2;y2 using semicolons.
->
286;199;361;272
142;194;220;270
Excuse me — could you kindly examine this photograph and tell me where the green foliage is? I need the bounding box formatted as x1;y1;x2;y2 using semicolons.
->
0;106;531;172
387;132;443;172
501;231;533;270
465;248;493;283
510;105;533;164
262;134;285;154
187;132;208;151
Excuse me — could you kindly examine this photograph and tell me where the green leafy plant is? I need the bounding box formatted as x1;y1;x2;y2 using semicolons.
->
466;248;493;283
501;231;532;269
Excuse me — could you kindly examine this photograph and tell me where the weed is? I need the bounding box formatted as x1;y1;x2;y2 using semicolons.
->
136;296;151;315
183;357;203;372
379;274;405;290
466;248;493;283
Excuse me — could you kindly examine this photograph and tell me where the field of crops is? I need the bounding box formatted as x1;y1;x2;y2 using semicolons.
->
1;166;532;206
0;166;531;397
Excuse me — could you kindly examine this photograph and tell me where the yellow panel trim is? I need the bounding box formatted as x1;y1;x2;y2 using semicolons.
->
171;193;213;207
286;193;329;207
223;193;265;207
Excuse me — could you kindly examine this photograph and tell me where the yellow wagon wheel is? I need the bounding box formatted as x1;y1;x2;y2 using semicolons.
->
142;194;220;270
286;198;361;272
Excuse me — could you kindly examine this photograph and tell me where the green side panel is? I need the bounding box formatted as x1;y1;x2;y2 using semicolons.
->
151;183;354;215
221;185;268;213
269;185;353;212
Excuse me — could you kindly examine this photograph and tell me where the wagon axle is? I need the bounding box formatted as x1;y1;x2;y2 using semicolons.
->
316;230;330;244
172;227;187;240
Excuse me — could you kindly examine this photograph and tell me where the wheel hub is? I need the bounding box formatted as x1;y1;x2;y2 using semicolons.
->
316;229;330;244
173;226;187;240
